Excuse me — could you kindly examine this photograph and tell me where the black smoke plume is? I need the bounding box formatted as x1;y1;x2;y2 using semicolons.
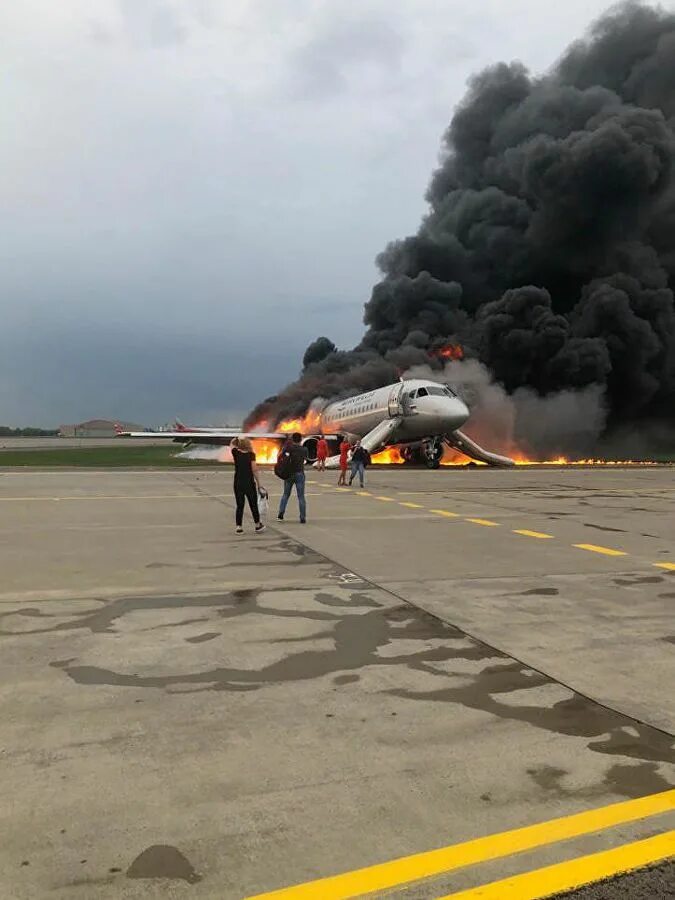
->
247;2;675;455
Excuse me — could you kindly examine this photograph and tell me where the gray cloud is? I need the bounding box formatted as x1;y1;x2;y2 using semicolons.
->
290;13;407;100
117;0;188;47
2;0;659;425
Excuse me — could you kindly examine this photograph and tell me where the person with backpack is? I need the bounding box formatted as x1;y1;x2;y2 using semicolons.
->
276;432;308;523
231;437;266;534
348;441;370;488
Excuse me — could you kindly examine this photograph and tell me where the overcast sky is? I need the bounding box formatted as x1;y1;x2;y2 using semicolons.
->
0;0;657;426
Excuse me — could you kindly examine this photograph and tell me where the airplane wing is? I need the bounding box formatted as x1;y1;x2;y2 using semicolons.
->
115;426;289;445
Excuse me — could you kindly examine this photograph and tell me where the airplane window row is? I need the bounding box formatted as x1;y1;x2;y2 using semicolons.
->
335;403;376;419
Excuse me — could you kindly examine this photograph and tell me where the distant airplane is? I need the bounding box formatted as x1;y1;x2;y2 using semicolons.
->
116;379;514;468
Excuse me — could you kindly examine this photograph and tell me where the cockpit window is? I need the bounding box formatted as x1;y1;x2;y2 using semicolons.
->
427;386;446;396
444;386;457;397
408;390;417;399
417;387;428;397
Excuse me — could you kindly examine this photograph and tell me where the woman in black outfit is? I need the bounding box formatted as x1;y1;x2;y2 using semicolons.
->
231;437;266;534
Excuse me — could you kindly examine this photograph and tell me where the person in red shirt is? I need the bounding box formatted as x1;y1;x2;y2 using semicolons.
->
337;439;351;486
316;436;329;471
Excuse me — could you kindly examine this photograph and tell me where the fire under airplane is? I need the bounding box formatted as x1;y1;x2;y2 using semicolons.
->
116;379;515;468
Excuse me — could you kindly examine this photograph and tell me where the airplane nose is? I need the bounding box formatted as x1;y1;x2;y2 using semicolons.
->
454;399;470;428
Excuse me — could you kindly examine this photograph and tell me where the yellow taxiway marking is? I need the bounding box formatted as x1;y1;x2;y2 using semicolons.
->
374;496;396;502
430;509;460;518
513;529;554;540
243;789;675;900
356;491;371;497
655;562;675;571
399;502;424;509
574;543;627;557
465;518;499;527
435;829;675;900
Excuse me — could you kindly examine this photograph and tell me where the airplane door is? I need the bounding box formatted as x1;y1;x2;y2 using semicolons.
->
388;383;404;418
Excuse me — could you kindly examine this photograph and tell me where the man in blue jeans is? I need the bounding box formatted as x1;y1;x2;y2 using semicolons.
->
277;432;308;523
348;441;370;488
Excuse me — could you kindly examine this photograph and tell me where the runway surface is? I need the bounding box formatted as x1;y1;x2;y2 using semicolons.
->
1;466;673;898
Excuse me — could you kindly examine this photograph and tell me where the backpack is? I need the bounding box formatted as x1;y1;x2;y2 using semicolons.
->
274;449;293;480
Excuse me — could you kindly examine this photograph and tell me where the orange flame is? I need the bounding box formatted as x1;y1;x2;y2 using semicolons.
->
247;408;324;465
249;439;282;465
431;344;464;361
278;408;322;434
371;447;404;464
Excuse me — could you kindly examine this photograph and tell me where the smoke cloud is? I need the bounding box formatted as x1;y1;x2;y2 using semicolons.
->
406;358;608;458
247;2;675;455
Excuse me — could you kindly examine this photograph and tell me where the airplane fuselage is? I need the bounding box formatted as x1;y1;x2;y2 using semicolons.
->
319;379;470;443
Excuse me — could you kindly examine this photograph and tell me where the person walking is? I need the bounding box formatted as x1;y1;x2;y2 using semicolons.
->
277;432;308;523
232;437;266;534
316;436;329;471
337;438;351;486
348;441;370;488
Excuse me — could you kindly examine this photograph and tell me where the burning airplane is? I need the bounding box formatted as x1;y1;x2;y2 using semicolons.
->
116;377;515;468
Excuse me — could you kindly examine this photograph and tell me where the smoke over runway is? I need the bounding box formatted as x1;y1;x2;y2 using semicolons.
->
247;2;675;457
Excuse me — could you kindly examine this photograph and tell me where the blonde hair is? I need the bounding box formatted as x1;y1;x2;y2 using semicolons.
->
238;437;253;452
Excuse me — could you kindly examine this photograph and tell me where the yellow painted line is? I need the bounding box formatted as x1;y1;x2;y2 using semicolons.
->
242;790;675;900
513;529;554;540
356;491;371;497
434;829;675;899
400;502;424;509
466;518;499;527
430;509;460;518
655;562;675;571
374;496;396;502
574;543;627;557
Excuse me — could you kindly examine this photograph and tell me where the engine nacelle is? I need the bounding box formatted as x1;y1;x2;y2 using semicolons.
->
302;436;318;463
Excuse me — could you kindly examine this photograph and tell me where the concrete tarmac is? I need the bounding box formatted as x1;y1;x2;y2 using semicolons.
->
1;466;673;899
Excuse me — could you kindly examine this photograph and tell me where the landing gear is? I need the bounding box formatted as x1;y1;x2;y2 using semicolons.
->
399;440;443;467
423;438;443;469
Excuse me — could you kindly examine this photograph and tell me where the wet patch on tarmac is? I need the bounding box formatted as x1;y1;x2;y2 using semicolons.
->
334;674;360;685
387;659;675;767
185;632;220;644
126;845;202;884
37;588;675;770
0;587;357;637
526;761;673;799
518;587;560;596
583;523;627;533
315;590;379;608
613;575;664;586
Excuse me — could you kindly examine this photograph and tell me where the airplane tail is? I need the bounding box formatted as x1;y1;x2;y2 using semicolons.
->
174;418;189;432
113;422;124;435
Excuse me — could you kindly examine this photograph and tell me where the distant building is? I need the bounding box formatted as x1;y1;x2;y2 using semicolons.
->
59;419;145;438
